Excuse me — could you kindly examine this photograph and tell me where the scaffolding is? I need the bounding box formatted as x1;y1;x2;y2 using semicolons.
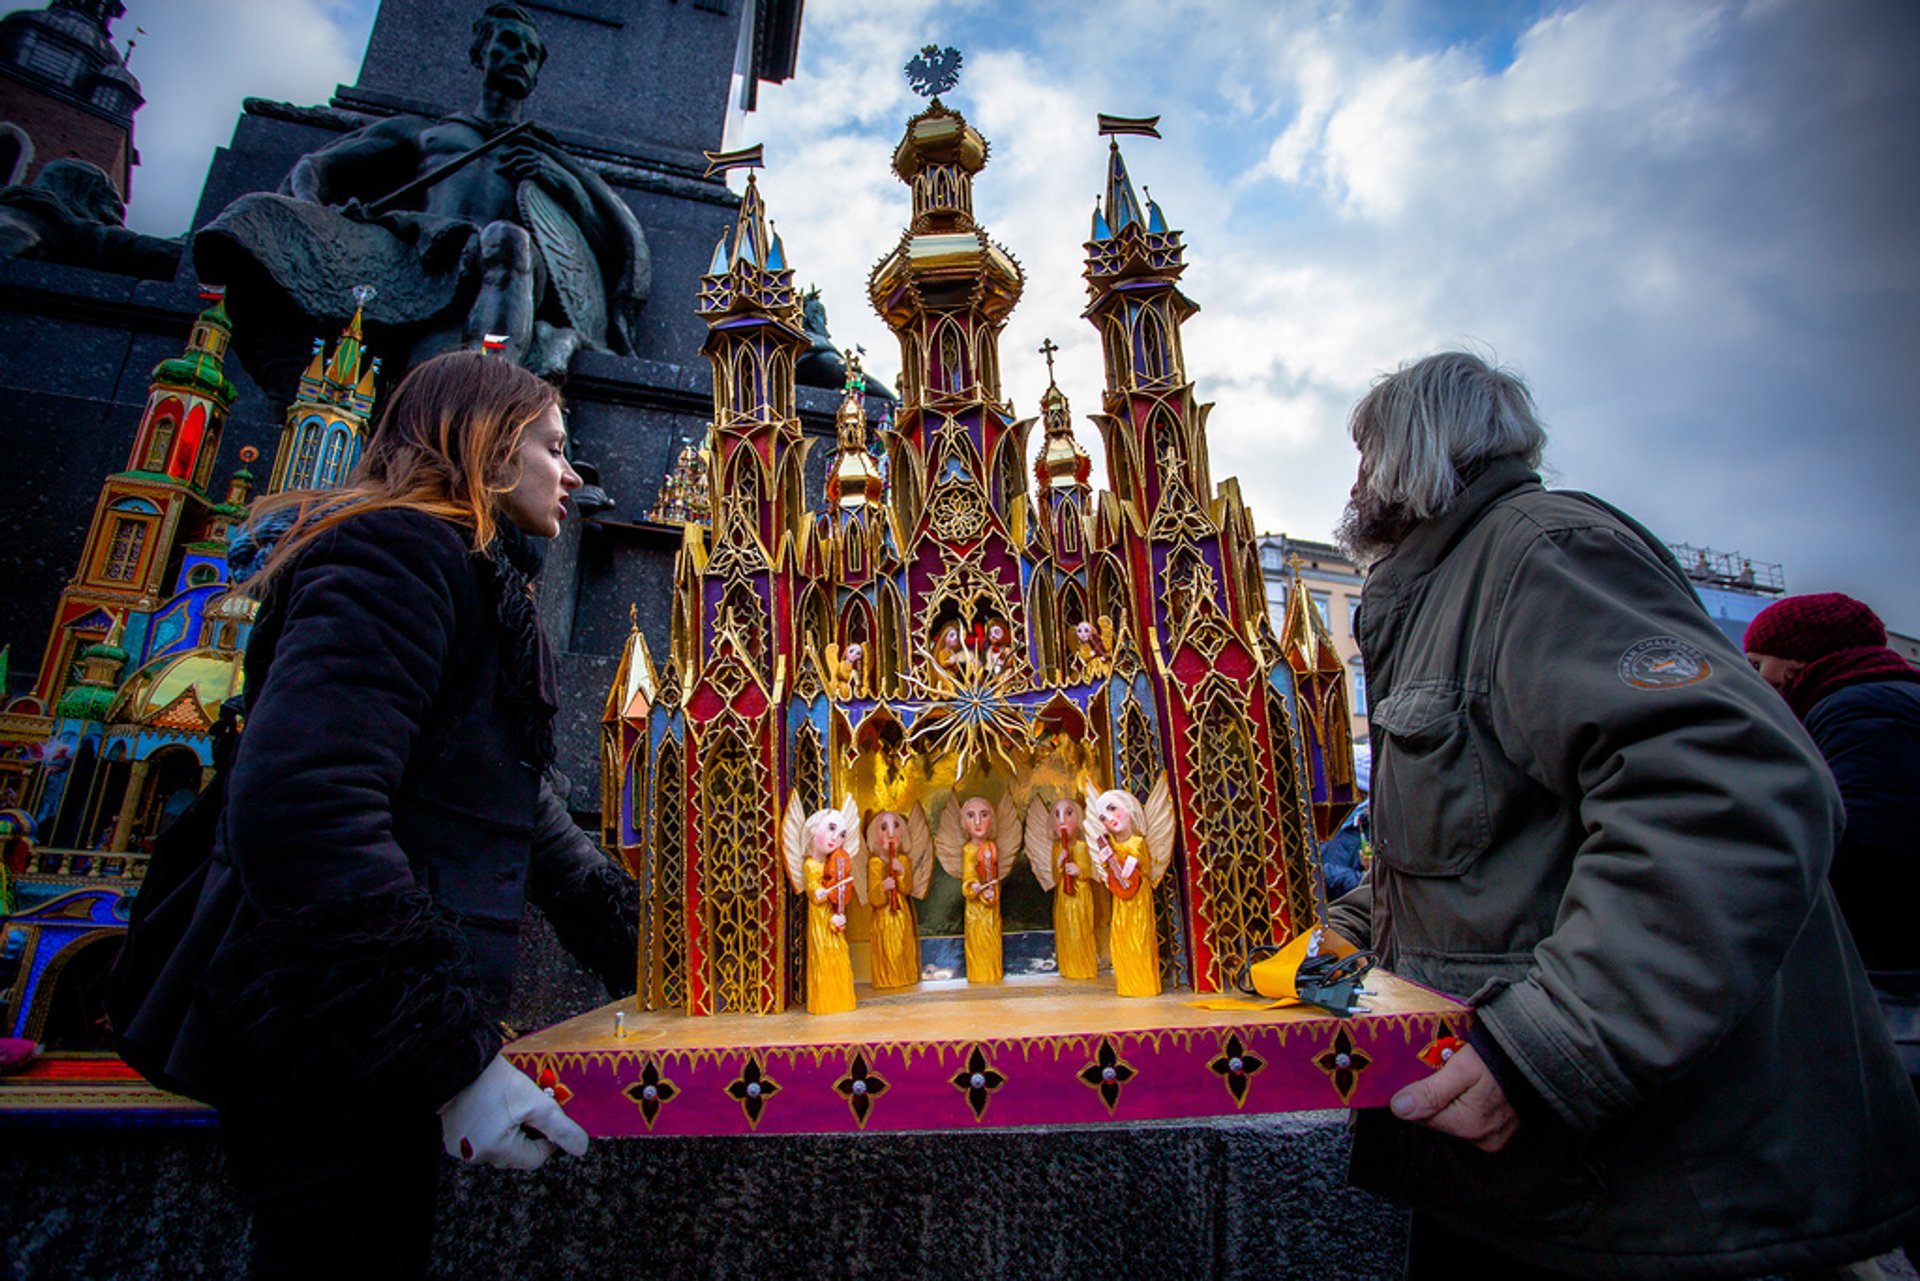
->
1668;543;1785;595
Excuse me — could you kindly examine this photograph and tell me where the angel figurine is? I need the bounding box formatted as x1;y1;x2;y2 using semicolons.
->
936;793;1021;984
1026;793;1098;980
1072;617;1113;681
983;619;1011;676
783;793;863;1014
863;806;932;988
825;641;866;700
1083;775;1175;997
930;621;970;691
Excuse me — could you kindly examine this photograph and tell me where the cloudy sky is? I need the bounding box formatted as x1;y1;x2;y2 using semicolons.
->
120;0;1920;632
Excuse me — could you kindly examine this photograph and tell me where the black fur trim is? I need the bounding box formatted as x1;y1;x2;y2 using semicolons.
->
546;859;642;998
207;887;501;1110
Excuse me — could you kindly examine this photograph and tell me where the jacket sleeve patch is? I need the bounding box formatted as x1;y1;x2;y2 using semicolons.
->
1618;636;1713;689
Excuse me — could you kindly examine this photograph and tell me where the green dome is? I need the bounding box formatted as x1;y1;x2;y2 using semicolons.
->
57;682;117;723
79;637;128;664
151;353;238;407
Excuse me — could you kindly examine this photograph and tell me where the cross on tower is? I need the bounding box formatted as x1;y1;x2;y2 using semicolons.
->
1038;337;1059;381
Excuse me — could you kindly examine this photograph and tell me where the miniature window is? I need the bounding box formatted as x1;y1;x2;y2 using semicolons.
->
186;563;218;587
101;518;148;583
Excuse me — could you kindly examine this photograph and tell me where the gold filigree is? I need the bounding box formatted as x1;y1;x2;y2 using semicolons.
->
1186;684;1270;992
701;726;777;1013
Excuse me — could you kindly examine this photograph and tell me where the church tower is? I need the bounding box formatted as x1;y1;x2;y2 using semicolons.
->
867;97;1032;691
268;292;380;495
33;290;237;706
1083;139;1329;992
650;171;809;1015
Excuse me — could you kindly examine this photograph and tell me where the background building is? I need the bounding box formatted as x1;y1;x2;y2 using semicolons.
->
1260;534;1368;744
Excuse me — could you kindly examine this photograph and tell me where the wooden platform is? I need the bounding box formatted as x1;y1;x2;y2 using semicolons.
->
0;1053;211;1128
504;971;1469;1137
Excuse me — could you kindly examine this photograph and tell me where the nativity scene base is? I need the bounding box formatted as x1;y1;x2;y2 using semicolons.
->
504;975;1468;1138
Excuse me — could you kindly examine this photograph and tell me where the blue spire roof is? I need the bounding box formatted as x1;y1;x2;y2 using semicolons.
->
1146;188;1167;233
1091;201;1112;241
1104;141;1145;235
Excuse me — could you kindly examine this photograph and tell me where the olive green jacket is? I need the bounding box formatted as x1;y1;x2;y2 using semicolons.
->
1330;457;1920;1277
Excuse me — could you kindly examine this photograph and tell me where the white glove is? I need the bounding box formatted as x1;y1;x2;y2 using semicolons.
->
439;1055;589;1170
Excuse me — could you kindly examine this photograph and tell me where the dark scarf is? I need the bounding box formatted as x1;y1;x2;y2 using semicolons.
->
480;525;559;770
1784;646;1920;721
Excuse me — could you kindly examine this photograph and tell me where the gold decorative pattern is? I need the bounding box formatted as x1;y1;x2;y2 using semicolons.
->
1187;686;1269;991
652;737;687;1009
701;727;776;1013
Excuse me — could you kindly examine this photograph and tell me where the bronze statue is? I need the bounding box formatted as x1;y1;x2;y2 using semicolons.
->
0;159;181;280
195;4;650;379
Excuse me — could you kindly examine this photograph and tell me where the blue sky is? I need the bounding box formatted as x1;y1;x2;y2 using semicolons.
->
120;0;1920;632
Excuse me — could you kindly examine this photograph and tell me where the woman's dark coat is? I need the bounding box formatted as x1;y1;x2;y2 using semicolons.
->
120;508;636;1111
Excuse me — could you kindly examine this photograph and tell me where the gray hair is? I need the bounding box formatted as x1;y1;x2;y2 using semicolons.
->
1349;351;1546;519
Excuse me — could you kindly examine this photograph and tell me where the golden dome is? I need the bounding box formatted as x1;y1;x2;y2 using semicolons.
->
106;649;246;731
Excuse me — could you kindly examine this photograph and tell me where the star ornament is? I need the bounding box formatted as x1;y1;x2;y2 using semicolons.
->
949;1045;1007;1121
1314;1027;1373;1103
725;1055;782;1129
1076;1038;1138;1115
1208;1032;1267;1107
833;1051;892;1129
534;1064;573;1107
621;1058;679;1130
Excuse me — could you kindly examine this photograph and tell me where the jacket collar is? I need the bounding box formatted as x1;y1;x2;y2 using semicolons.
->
1358;455;1541;663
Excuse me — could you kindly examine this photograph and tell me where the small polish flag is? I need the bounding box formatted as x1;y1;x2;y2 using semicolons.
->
197;284;227;302
480;333;509;353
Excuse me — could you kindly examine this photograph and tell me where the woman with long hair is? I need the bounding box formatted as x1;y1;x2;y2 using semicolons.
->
121;351;638;1278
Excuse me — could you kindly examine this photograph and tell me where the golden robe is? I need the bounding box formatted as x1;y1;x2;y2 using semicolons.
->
961;840;1003;984
1104;833;1160;997
1052;838;1098;980
867;851;921;989
805;855;856;1014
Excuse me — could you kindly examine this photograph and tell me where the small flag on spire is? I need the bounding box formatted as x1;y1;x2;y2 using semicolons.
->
702;144;765;178
481;333;509;353
197;283;227;303
1097;114;1162;139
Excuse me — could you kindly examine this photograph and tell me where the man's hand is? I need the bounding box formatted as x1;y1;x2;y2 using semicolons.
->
1388;1044;1519;1152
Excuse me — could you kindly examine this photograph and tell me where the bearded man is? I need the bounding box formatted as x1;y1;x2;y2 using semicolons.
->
1327;351;1920;1278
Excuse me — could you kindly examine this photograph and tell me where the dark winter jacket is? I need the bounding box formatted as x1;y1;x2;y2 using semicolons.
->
1328;457;1920;1278
1805;679;1920;975
121;508;637;1112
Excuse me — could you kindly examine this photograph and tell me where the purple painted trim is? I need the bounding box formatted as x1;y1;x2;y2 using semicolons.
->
507;1008;1471;1139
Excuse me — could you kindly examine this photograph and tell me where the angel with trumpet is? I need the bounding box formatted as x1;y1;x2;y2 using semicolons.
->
1084;775;1175;998
782;794;863;1014
937;792;1021;984
864;806;932;988
1026;792;1099;980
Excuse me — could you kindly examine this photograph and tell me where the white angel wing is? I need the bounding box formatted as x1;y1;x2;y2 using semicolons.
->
841;795;867;905
1144;772;1177;886
1081;783;1105;851
1025;795;1056;892
995;793;1021;882
908;804;934;898
934;797;964;880
781;792;808;893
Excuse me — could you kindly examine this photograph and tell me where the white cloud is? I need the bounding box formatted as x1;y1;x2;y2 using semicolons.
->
121;0;372;236
111;0;1920;630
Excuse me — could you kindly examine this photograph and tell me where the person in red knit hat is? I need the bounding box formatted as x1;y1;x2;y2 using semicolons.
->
1745;592;1920;1267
